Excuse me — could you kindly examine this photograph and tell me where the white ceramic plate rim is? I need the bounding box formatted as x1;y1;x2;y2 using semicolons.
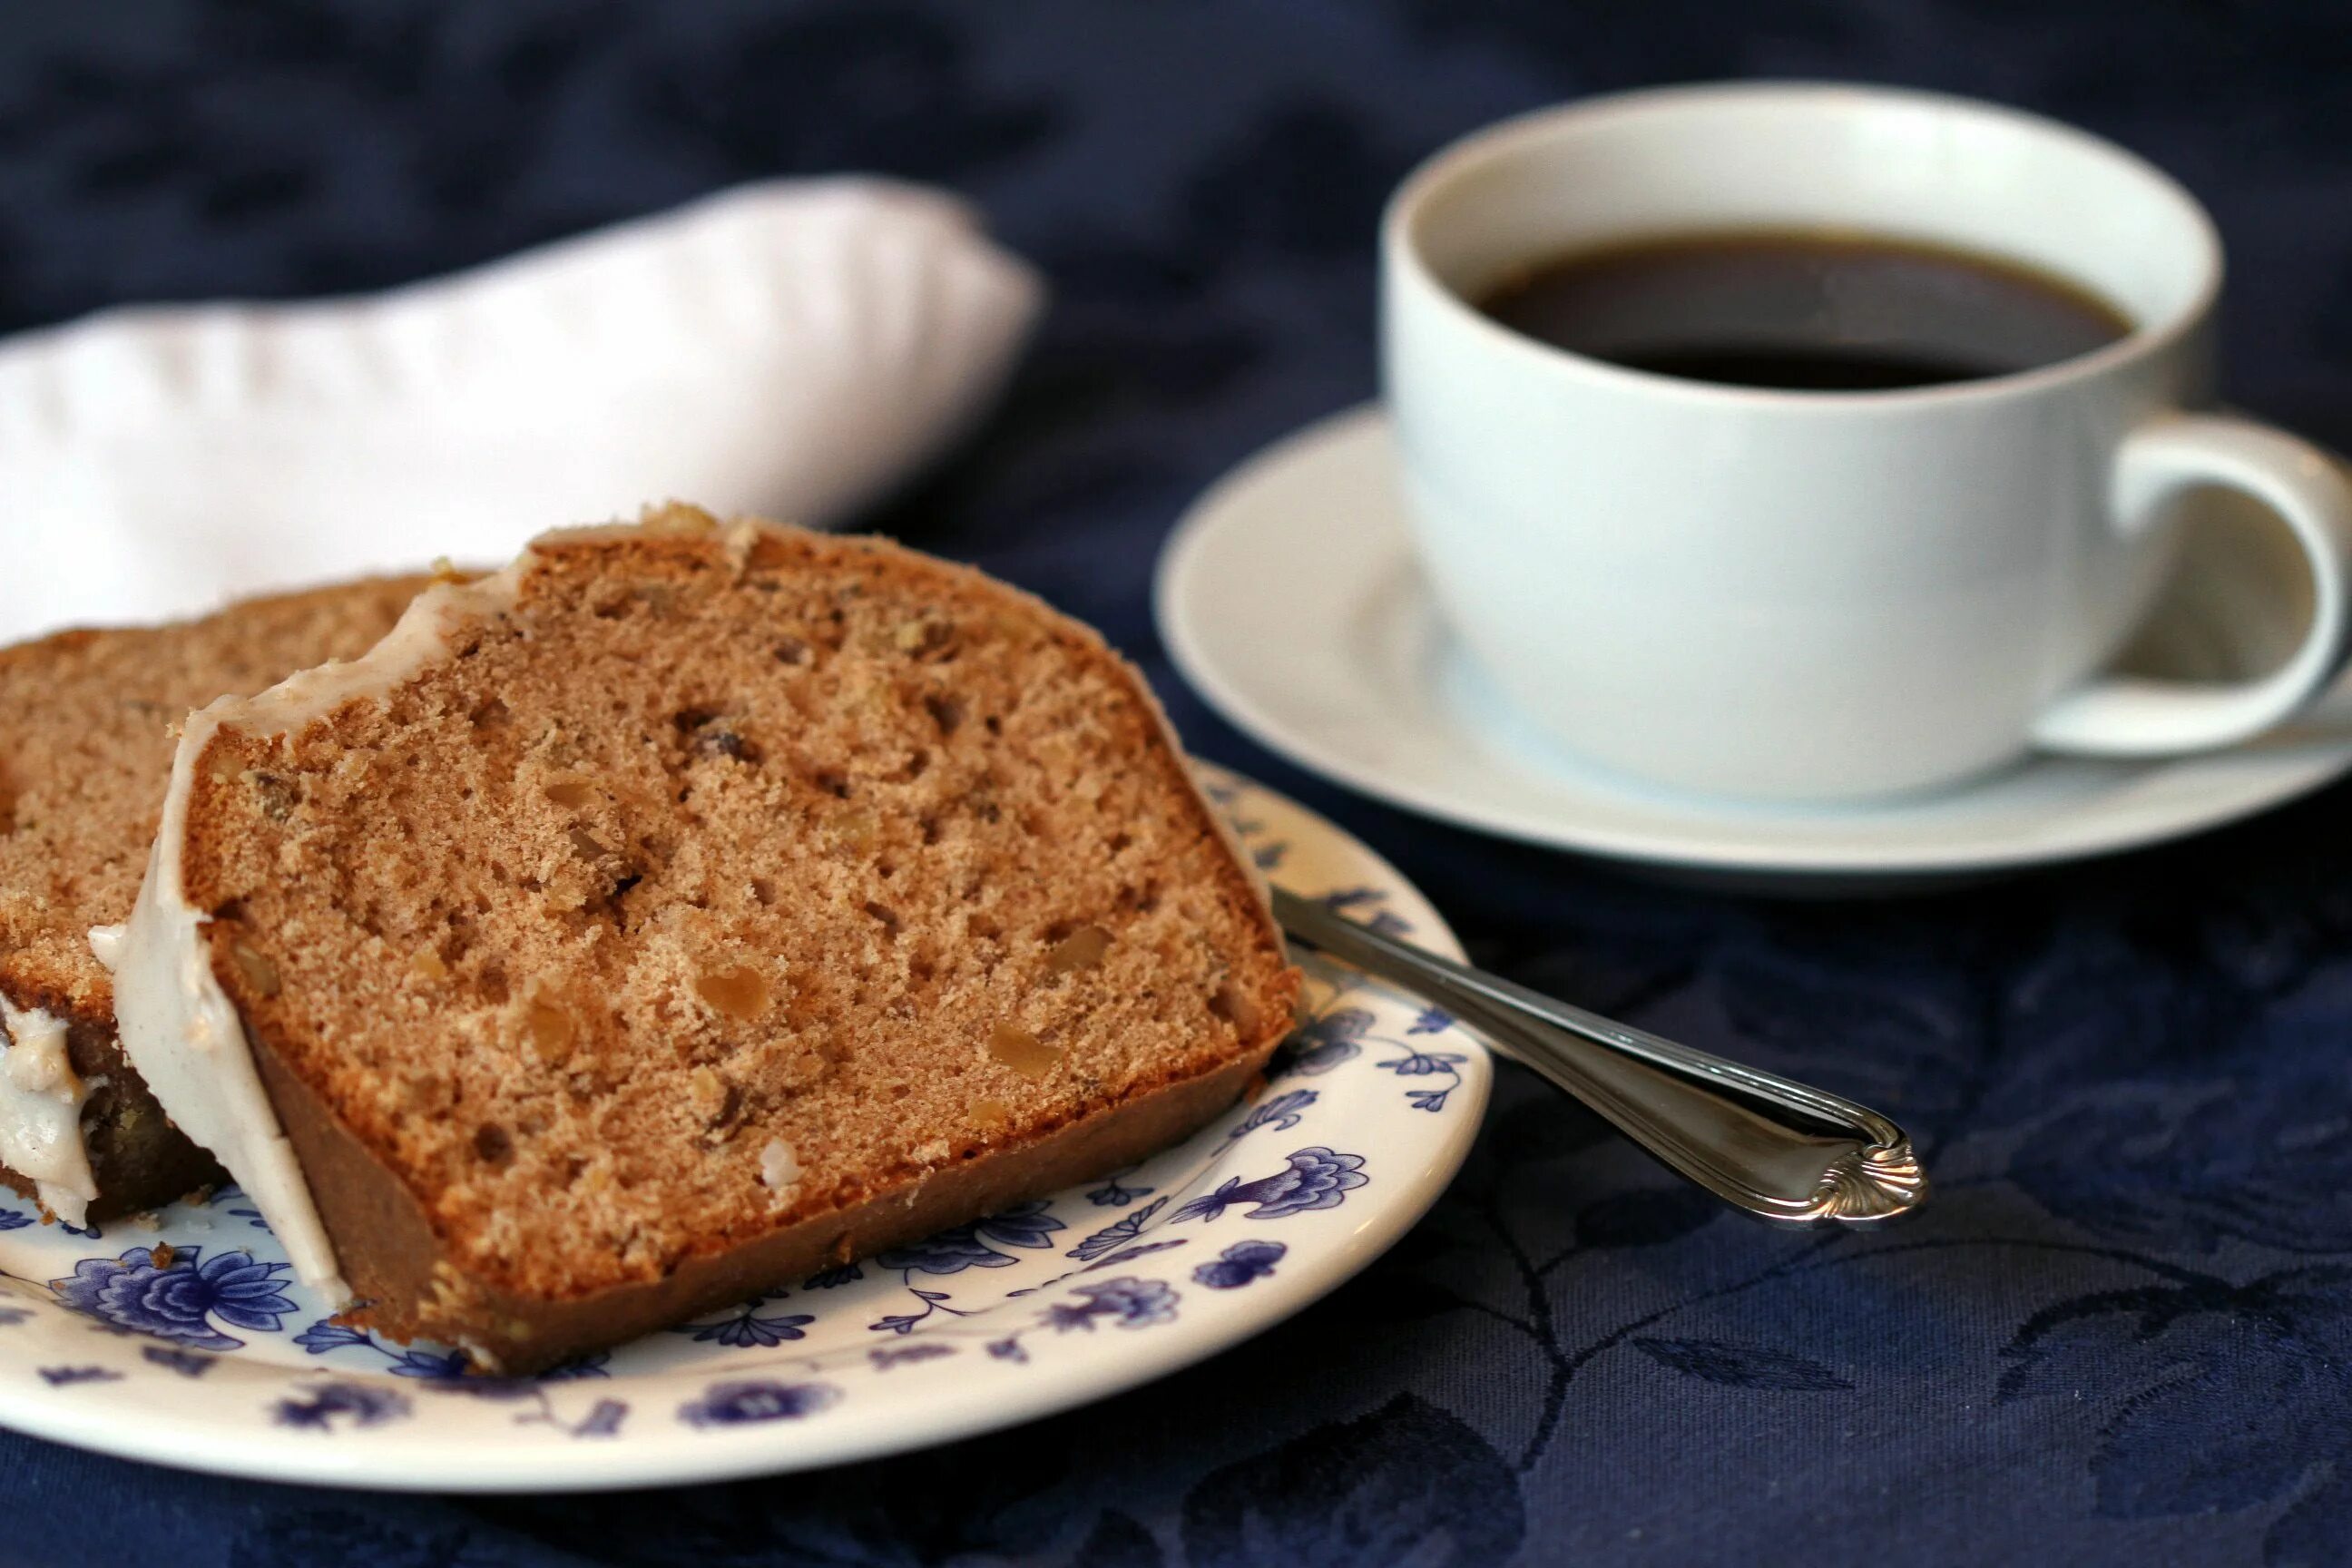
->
1156;404;2352;878
0;766;1487;1492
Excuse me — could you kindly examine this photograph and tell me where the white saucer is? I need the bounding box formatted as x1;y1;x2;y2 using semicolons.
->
0;769;1487;1492
1156;405;2352;887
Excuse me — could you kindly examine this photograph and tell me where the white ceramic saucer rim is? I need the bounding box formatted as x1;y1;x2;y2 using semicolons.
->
1156;404;2352;877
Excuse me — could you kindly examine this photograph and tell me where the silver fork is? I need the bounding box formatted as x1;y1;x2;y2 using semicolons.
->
1272;887;1926;1222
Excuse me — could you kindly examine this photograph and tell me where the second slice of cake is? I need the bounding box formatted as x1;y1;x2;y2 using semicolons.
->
107;507;1298;1372
1;576;433;1225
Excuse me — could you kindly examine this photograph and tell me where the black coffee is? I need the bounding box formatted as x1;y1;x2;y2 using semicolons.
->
1475;230;2133;391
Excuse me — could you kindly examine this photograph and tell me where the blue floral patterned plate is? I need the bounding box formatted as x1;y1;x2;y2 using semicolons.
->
0;766;1488;1492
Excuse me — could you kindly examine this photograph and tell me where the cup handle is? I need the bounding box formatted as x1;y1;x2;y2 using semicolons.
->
2031;412;2352;756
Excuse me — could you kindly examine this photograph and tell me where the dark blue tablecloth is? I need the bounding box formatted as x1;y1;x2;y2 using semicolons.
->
5;4;2352;1563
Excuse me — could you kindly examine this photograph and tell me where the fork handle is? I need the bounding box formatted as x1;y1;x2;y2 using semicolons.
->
1271;888;1925;1222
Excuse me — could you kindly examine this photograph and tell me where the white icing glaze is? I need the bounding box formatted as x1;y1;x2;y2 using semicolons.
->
0;997;96;1226
99;559;531;1301
86;923;126;969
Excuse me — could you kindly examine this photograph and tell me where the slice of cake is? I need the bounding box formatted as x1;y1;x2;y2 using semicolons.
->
0;577;436;1224
108;508;1298;1372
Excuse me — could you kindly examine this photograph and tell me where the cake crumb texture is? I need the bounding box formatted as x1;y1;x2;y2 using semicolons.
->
180;513;1298;1336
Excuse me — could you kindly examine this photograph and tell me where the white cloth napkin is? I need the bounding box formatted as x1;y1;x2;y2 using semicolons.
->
0;178;1044;644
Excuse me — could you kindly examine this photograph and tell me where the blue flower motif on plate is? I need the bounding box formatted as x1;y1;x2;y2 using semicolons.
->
876;1200;1064;1275
382;1347;474;1380
1228;1088;1317;1139
678;1379;842;1428
1194;1240;1288;1289
1377;1049;1468;1112
1043;1278;1178;1332
1380;1050;1465;1078
536;1354;612;1382
38;1366;121;1386
272;1380;410;1431
869;1342;956;1369
1172;1147;1368;1223
1276;1008;1372;1076
292;1320;372;1355
1086;1171;1153;1208
802;1262;863;1289
51;1246;296;1350
142;1346;214;1377
294;1318;610;1389
0;1209;30;1232
870;1289;962;1335
567;1399;629;1438
1070;1197;1167;1261
667;1294;817;1348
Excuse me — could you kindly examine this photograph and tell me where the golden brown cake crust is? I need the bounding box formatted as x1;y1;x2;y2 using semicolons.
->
0;576;435;1219
260;1025;1273;1372
172;511;1298;1370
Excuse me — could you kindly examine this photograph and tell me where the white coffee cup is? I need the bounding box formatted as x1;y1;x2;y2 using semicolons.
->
1382;83;2352;802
